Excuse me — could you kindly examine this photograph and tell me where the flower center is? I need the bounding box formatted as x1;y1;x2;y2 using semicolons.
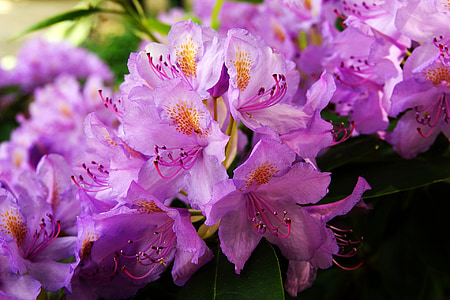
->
0;208;27;247
135;199;166;214
245;161;280;188
166;101;206;137
423;65;450;87
246;192;291;238
175;37;199;78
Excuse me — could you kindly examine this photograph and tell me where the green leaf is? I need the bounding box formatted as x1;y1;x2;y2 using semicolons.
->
215;240;284;300
10;7;105;40
323;156;450;202
144;18;171;36
179;239;284;300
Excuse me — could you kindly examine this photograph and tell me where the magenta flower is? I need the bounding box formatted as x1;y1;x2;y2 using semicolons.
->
386;36;450;158
123;79;229;209
69;182;213;300
205;139;370;283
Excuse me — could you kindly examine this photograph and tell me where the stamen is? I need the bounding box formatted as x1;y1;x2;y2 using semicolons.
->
433;35;450;66
71;161;111;193
246;192;291;238
327;224;364;270
121;264;158;280
415;93;449;138
24;214;61;258
330;120;355;146
146;53;195;90
120;219;176;280
153;145;202;179
239;74;287;113
98;90;123;119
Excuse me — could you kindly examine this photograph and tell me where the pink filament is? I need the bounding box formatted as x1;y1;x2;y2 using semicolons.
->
153;145;201;179
415;93;449;138
246;192;291;238
239;74;287;113
25;214;61;259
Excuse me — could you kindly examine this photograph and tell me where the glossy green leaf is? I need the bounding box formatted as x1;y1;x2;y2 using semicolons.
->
10;7;105;40
180;239;284;300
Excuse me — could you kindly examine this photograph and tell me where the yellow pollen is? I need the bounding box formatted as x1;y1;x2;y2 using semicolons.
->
0;209;28;246
232;49;252;91
167;101;206;136
423;66;450;87
442;0;450;9
135;200;166;214
176;37;199;78
245;162;280;188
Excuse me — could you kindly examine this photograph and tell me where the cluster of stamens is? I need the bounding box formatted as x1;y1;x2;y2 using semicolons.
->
239;74;287;113
24;213;61;259
340;0;381;17
334;55;375;87
330;120;355;146
433;35;450;66
120;220;176;280
328;224;364;270
153;145;202;179
415;93;449;137
147;53;194;90
71;161;110;193
246;192;291;238
98;90;123;119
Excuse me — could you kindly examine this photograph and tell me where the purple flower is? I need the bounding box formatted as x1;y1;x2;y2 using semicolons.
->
205;138;370;282
386;36;450;158
205;139;331;273
121;20;225;100
123;79;229;209
10;37;112;92
323;21;404;134
395;0;450;42
224;28;308;135
0;255;41;300
2;74;117;171
0;183;76;293
69;182;213;300
71;112;147;202
280;72;335;158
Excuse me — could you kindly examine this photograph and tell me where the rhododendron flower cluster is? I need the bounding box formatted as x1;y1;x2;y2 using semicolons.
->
0;0;449;299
